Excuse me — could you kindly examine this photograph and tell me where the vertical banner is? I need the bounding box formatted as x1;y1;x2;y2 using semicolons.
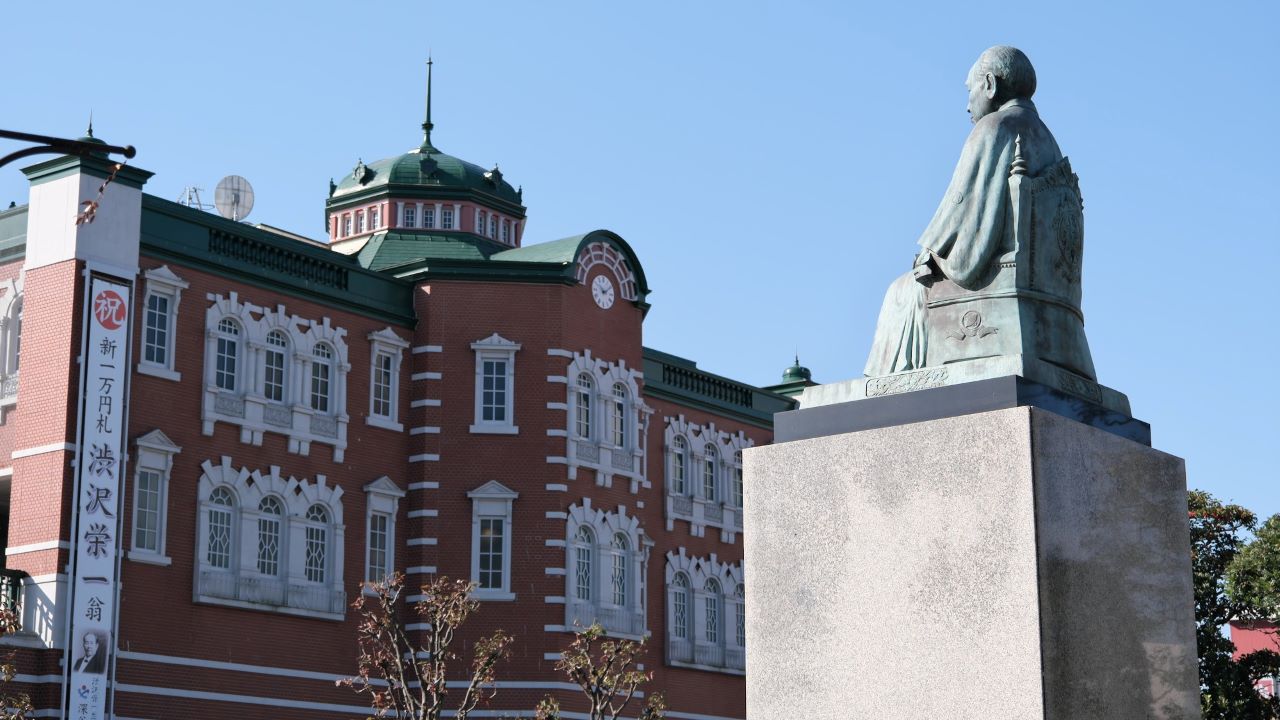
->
64;274;132;720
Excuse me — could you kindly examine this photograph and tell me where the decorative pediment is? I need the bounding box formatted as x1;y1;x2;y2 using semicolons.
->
470;333;521;351
135;428;181;454
364;475;406;499
368;327;410;349
143;265;190;291
467;479;519;500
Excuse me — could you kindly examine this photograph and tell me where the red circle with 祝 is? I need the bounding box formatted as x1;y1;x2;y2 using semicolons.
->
93;290;127;330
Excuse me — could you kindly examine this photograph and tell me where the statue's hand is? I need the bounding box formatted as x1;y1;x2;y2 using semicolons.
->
913;250;939;285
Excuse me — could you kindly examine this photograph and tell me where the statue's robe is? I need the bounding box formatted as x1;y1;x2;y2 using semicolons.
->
864;98;1063;377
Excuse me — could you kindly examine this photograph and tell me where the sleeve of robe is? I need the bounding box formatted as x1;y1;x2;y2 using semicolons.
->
916;117;1016;290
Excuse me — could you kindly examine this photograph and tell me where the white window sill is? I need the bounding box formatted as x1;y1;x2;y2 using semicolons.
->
127;551;172;566
472;589;517;602
194;594;345;622
366;415;404;432
666;658;746;676
137;363;181;382
469;423;518;435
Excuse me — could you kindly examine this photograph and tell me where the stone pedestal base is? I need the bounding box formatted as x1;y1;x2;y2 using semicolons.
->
743;406;1200;719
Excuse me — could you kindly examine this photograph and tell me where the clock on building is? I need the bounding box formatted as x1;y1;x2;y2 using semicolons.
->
591;274;616;309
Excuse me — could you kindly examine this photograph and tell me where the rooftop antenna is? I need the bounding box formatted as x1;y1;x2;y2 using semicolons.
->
214;174;255;222
176;186;214;212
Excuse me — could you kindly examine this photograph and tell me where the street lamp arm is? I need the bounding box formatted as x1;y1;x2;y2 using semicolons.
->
0;128;135;171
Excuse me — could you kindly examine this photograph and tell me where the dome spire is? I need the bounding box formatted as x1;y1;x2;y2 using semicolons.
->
420;57;436;152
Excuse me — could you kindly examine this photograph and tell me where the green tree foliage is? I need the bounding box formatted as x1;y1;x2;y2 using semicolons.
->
1190;490;1280;718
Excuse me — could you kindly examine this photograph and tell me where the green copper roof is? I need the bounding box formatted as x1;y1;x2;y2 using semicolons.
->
356;230;509;270
330;148;522;209
0;205;28;264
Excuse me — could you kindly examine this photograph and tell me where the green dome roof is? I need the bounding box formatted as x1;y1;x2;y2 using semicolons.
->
782;356;812;383
331;142;522;207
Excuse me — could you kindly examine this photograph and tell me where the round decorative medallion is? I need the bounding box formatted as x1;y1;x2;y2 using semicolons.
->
591;274;616;309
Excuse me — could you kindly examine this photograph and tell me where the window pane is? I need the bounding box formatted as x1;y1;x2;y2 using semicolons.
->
257;517;280;575
479;517;504;589
481;359;507;422
215;323;239;392
368;512;389;582
207;508;232;569
306;525;327;583
144;294;169;365
373;353;393;417
134;470;161;552
403;205;416;228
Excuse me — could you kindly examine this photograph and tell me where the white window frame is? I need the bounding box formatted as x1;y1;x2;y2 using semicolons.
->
467;480;518;601
469;333;520;435
202;293;353;461
560;352;651;491
442;208;453;230
195;457;347;620
364;476;404;586
137;265;188;381
0;273;23;408
342;215;352;237
664;550;745;674
402;204;416;229
369;206;380;230
128;429;180;565
564;500;651;639
664;417;753;542
355;211;365;234
367;327;409;432
424;207;436;229
263;330;290;403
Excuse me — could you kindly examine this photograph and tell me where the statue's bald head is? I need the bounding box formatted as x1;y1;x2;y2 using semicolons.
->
973;46;1037;100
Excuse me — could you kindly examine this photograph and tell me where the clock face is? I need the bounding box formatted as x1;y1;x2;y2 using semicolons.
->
591;274;616;309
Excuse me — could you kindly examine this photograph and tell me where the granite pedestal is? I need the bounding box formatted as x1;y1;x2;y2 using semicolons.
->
744;401;1200;719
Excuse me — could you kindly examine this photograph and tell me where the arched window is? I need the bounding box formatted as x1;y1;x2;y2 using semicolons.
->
206;487;236;569
575;373;593;440
610;533;629;606
672;573;691;639
263;330;289;402
574;526;594;602
311;343;334;413
735;584;746;647
611;383;628;448
672;437;688;495
703;444;718;501
214;319;240;391
304;504;330;583
732;450;744;508
257;496;283;576
704;578;721;643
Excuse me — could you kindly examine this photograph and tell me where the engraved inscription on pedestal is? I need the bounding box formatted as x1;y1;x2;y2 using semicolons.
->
866;368;949;397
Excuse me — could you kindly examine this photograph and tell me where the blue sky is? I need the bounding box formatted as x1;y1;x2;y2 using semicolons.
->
3;2;1277;517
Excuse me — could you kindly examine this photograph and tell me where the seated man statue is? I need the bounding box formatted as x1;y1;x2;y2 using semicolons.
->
865;46;1096;386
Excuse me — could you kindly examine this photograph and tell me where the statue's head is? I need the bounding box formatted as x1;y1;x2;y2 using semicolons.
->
966;46;1037;123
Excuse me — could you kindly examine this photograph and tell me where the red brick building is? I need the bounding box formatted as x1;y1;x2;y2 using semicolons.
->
0;106;793;719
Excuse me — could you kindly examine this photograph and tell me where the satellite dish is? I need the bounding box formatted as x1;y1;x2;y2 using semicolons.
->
214;175;255;221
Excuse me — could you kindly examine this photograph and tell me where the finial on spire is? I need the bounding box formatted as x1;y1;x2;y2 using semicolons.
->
86;111;94;138
421;57;436;150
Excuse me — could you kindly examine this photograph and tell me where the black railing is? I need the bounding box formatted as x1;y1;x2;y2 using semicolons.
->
661;364;754;408
209;230;350;290
0;568;24;628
